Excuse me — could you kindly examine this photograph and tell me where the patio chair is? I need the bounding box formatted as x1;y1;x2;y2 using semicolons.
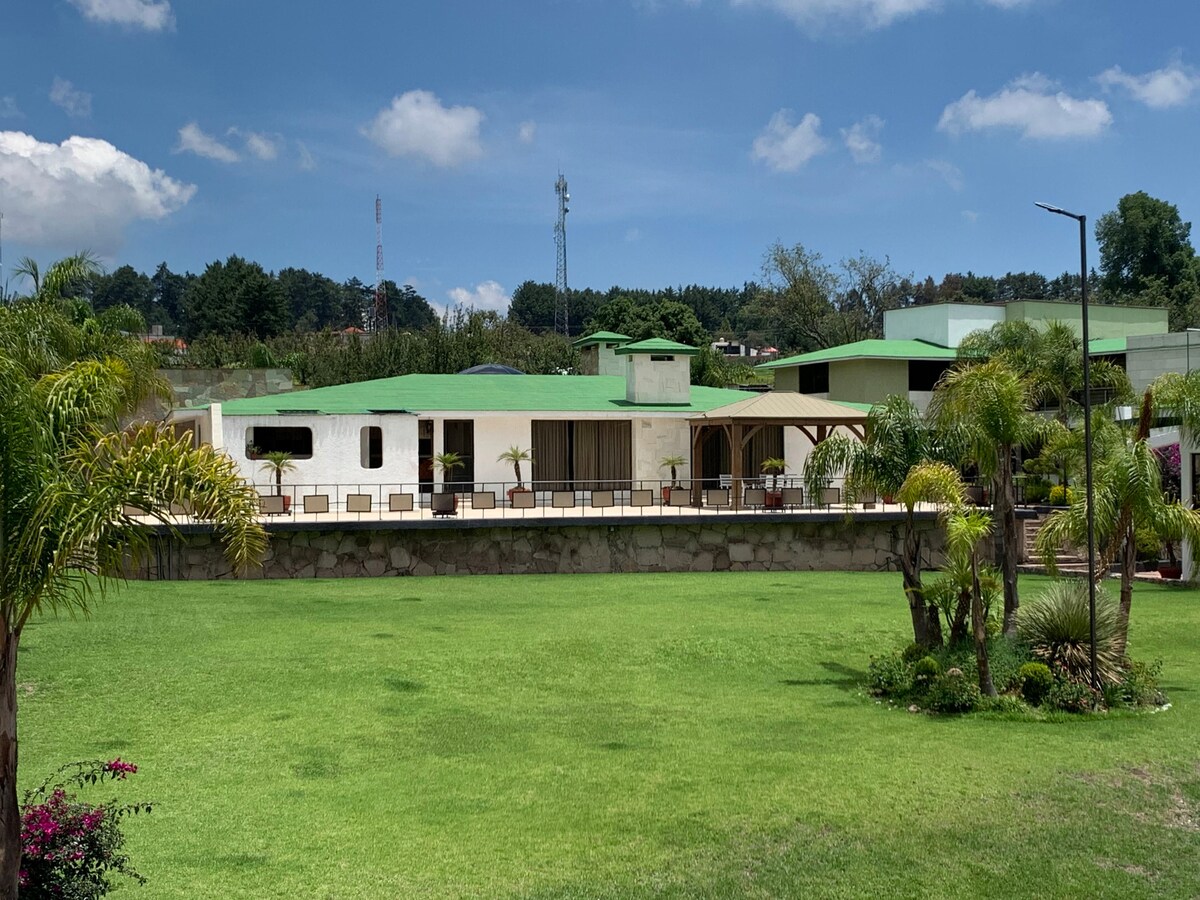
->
431;492;457;517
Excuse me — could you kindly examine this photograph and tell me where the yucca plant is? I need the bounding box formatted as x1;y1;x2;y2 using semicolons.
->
258;450;295;497
760;457;787;492
1017;581;1122;685
659;454;686;488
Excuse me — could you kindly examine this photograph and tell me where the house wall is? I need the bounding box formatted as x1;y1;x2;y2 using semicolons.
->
625;355;691;404
829;359;907;404
773;368;800;393
1124;333;1200;393
455;415;532;486
632;415;692;482
884;303;1004;346
1006;301;1168;340
225;413;420;498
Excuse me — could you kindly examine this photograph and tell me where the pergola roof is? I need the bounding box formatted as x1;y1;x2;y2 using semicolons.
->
688;391;869;426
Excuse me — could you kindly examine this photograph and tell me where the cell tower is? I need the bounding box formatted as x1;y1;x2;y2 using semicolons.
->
373;195;388;332
554;173;569;336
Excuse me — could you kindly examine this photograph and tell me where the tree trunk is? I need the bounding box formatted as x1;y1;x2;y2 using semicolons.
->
925;602;943;649
971;554;997;697
950;590;970;645
1114;523;1136;658
901;517;928;647
0;628;20;900
995;450;1020;637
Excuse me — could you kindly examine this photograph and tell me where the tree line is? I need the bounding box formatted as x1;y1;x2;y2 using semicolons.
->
5;189;1196;369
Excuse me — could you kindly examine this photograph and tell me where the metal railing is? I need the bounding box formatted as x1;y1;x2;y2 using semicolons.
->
228;476;896;523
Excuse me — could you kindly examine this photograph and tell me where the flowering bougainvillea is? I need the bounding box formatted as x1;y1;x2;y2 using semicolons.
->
1155;443;1181;501
19;760;151;899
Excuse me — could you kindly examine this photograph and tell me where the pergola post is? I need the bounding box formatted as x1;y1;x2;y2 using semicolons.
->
690;425;704;506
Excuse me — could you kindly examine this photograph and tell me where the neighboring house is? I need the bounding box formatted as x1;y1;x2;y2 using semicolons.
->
757;300;1170;412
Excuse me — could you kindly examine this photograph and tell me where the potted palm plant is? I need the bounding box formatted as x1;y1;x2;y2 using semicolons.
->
659;454;686;503
432;451;464;515
1158;517;1184;580
761;456;788;508
259;451;296;512
498;446;533;502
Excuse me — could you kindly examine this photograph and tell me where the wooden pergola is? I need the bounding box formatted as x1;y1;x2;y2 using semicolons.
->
687;392;869;507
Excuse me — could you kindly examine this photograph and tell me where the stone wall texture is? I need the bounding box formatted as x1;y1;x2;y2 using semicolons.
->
133;516;948;580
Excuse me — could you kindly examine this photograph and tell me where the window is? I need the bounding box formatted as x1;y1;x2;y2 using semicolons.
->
909;360;952;392
360;426;383;469
246;426;313;459
796;363;829;393
649;355;675;362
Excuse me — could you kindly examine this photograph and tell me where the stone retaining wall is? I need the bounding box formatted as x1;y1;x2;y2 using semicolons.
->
133;515;948;580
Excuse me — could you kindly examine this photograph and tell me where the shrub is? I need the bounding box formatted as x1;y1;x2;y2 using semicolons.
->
1017;581;1122;686
1134;525;1162;563
868;653;912;696
900;642;927;664
1047;484;1076;506
21;759;151;899
1113;658;1166;708
1017;662;1054;706
912;656;942;687
978;694;1029;714
926;670;982;713
1023;478;1050;504
1047;676;1096;713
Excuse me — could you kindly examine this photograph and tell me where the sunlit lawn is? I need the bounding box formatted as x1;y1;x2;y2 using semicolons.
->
19;572;1200;898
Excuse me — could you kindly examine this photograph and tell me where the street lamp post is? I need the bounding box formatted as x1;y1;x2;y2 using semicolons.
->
1035;201;1098;696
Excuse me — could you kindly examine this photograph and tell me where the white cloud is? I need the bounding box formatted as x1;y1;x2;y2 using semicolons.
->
296;141;316;171
731;0;938;30
447;280;508;311
938;74;1112;139
0;131;194;251
1096;61;1200;109
239;130;281;161
518;121;537;144
752;110;829;172
961;209;980;223
0;97;19;118
49;78;92;118
925;159;964;191
176;122;240;163
68;0;174;31
842;115;884;163
363;90;485;168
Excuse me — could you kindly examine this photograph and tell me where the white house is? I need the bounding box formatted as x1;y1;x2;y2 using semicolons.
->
173;337;866;505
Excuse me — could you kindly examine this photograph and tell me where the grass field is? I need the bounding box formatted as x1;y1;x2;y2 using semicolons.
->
17;572;1200;899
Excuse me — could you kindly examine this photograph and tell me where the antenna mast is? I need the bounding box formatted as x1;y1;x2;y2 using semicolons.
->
374;195;387;331
554;174;569;336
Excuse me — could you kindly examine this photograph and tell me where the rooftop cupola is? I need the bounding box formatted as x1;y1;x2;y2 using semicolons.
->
614;338;699;404
573;331;631;376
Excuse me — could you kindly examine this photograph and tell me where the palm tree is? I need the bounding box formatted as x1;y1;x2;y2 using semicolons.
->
1037;388;1200;655
0;301;265;898
760;457;787;491
942;503;997;697
498;446;532;489
433;451;464;484
259;451;296;497
659;454;686;488
894;462;968;648
12;252;103;304
805;395;954;647
930;358;1046;638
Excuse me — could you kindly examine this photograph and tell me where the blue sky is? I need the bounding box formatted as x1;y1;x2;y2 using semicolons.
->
2;0;1198;312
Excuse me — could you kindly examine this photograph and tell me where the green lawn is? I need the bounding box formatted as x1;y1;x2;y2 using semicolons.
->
18;573;1200;899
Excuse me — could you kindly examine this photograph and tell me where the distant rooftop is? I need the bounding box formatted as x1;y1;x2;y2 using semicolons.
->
572;331;630;348
613;338;700;357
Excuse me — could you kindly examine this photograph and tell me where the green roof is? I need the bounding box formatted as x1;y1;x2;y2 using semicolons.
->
572;331;630;348
756;339;958;369
613;338;700;357
1088;337;1127;355
217;374;751;416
